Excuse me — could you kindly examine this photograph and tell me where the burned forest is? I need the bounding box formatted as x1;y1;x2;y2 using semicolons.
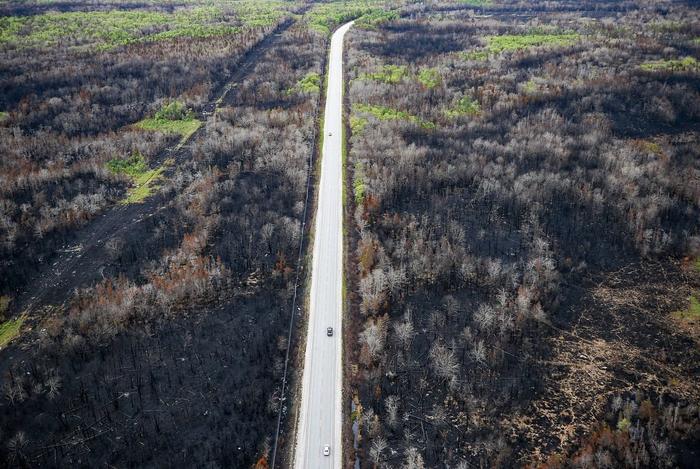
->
0;0;699;468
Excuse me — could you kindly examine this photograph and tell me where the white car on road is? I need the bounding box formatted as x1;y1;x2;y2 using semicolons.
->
323;445;330;456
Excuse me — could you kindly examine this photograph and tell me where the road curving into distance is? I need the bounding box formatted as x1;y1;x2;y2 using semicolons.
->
294;20;353;469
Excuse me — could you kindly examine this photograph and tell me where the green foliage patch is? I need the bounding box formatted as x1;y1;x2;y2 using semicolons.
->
464;33;580;60
640;56;698;72
107;153;149;178
155;101;192;121
418;68;441;88
107;152;169;204
136;118;202;142
135;101;201;143
291;72;322;94
361;64;408;84
673;293;700;321
486;33;580;53
350;115;368;135
445;95;481;118
355;9;398;29
305;1;395;36
355;103;435;129
0;2;285;50
0;316;23;348
463;49;489;61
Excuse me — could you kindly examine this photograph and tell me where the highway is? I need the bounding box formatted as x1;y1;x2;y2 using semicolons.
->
294;20;353;469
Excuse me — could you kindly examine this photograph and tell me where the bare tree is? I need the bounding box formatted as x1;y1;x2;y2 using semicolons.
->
369;436;388;466
385;395;399;429
393;310;415;351
403;447;425;469
429;342;459;381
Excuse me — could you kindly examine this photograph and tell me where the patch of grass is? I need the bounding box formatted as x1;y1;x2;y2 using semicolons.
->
418;68;441;88
290;72;322;94
0;316;23;348
464;33;580;60
486;33;580;53
350;115;368;135
462;49;489;61
445;95;481;118
361;64;407;84
136;117;201;142
135;101;201;144
640;56;698;72
355;103;435;129
122;165;167;203
673;293;700;321
107;152;148;178
0;111;8;122
107;153;170;204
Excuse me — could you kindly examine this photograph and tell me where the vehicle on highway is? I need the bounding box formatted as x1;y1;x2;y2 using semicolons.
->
327;326;333;336
328;132;332;136
323;445;330;456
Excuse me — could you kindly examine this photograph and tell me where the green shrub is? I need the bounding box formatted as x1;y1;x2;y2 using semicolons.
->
617;417;631;432
107;152;149;178
464;33;580;60
445;95;481;118
418;68;441;88
292;72;322;94
355;10;398;29
361;65;407;84
135;101;201;144
350;116;368;135
463;49;489;61
155;101;191;121
640;56;698;72
107;152;170;204
355;103;435;129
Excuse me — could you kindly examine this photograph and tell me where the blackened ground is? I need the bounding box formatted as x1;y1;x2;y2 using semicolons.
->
0;288;291;468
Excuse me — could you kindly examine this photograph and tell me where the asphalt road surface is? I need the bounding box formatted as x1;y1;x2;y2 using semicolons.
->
294;20;353;469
